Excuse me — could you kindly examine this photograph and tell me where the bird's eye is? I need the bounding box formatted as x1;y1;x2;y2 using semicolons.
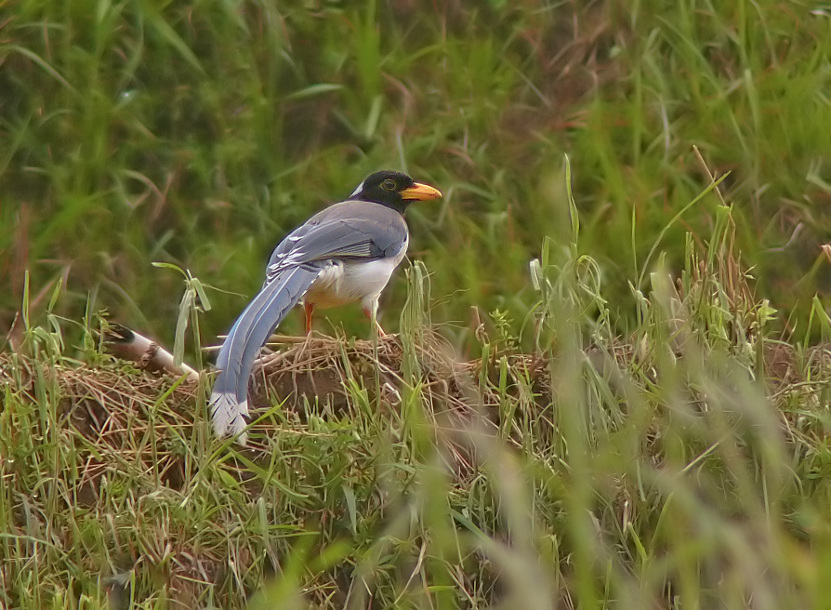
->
381;179;396;191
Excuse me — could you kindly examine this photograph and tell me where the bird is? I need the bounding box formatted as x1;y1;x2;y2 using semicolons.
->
209;170;442;442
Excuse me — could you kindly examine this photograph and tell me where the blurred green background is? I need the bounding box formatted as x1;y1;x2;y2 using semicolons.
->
2;0;829;355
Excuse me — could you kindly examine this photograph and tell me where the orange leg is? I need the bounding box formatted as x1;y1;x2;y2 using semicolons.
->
304;302;315;334
363;304;386;336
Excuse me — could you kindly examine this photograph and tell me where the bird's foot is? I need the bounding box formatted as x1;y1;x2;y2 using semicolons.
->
304;302;315;334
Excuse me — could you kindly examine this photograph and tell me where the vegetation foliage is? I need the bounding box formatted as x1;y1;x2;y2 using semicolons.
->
2;0;831;608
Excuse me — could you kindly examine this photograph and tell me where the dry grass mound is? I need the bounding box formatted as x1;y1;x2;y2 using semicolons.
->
2;316;831;608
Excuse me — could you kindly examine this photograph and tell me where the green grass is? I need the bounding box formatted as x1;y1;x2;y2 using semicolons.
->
2;0;831;608
3;1;830;350
3;198;831;608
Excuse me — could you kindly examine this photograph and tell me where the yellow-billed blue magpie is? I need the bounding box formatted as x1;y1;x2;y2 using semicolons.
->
210;170;442;441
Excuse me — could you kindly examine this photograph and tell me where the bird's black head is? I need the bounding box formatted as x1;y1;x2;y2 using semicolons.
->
349;170;442;213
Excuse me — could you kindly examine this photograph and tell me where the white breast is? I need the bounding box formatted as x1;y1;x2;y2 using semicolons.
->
304;244;408;310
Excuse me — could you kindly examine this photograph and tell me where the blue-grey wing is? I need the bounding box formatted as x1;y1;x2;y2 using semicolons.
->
265;201;408;286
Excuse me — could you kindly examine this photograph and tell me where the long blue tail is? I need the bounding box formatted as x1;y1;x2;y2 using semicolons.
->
210;264;321;441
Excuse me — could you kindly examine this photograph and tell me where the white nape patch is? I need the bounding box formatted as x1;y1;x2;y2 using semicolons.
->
349;179;366;199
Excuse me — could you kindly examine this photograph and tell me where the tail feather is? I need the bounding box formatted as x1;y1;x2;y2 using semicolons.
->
210;264;321;440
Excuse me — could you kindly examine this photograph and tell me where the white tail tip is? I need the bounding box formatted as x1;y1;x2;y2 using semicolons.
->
209;392;249;445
